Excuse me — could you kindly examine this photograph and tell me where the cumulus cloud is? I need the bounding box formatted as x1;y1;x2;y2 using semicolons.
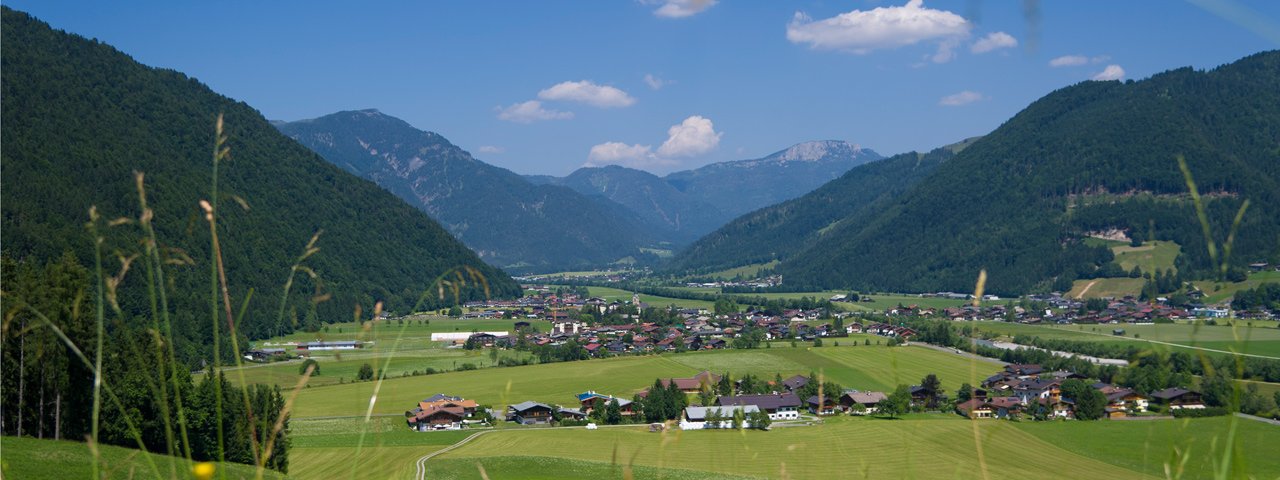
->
971;31;1017;53
1049;55;1088;67
647;0;718;18
939;90;984;106
538;80;636;108
586;142;662;167
496;101;573;123
1091;64;1125;81
1050;54;1111;67
644;73;671;90
585;115;722;171
476;145;505;154
657;115;722;158
786;0;970;54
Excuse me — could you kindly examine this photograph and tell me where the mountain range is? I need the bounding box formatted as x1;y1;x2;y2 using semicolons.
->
529;140;883;242
276;111;657;270
280;112;883;265
672;51;1280;295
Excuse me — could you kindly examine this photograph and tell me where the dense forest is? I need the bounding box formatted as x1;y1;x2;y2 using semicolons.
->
278;111;660;270
676;51;1280;295
1;7;520;356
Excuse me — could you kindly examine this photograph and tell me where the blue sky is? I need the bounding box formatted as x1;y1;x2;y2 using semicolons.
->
10;0;1280;175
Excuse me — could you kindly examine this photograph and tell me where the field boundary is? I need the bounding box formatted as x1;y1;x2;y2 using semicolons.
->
413;425;641;480
1061;327;1280;360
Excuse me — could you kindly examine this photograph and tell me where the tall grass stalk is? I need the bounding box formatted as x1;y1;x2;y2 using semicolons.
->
201;114;263;470
207;114;229;475
133;173;186;476
87;206;107;480
968;269;990;480
1175;155;1253;480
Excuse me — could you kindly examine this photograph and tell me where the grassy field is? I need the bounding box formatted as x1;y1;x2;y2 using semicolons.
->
1015;416;1280;479
701;261;779;280
290;343;1003;418
228;346;533;387
432;415;1276;480
1067;277;1147;299
226;317;548;387
1195;270;1280;304
586;286;716;309
665;344;1001;393
1112;240;1181;273
275;341;1280;480
0;436;285;480
429;457;759;480
254;317;547;346
970;321;1280;358
289;417;471;480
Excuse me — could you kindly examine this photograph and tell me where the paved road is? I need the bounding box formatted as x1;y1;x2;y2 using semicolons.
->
911;342;1010;366
1236;412;1280;426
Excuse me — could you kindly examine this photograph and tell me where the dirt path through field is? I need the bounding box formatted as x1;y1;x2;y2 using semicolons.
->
1075;280;1099;299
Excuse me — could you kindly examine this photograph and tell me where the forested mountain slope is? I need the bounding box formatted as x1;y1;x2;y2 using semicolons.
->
677;51;1280;295
669;147;955;273
278;111;657;270
0;8;519;352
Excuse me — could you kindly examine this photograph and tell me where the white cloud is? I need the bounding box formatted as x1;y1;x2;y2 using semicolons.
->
931;37;961;63
1050;54;1111;67
538;80;636;108
476;145;505;154
585;115;722;171
1091;64;1125;81
1049;55;1088;67
644;73;671;90
939;90;984;106
496;101;573;123
647;0;718;18
786;0;970;54
657;115;722;158
971;31;1017;54
586;142;665;167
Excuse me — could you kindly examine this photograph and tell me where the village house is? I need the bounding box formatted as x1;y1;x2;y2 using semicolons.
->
652;371;722;394
406;394;477;431
806;395;841;415
576;391;635;415
717;393;801;421
679;405;760;430
1149;388;1206;410
841;391;888;414
1094;384;1149;417
296;340;360;352
507;401;555;425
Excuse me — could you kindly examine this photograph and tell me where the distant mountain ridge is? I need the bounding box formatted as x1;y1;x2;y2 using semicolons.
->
674;51;1280;295
277;111;657;270
532;140;883;241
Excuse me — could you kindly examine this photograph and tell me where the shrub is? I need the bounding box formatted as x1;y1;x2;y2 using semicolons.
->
1170;407;1229;418
299;358;320;376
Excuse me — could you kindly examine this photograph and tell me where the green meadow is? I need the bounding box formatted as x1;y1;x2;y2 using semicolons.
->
428;416;1279;480
969;321;1280;358
289;344;1002;418
586;286;716;309
1112;240;1181;273
0;436;285;480
1195;270;1280;304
